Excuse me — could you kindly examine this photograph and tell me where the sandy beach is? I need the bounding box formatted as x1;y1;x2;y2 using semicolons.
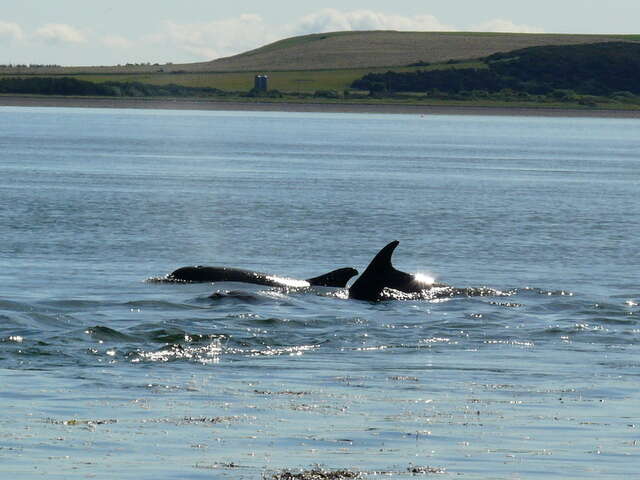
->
2;94;640;118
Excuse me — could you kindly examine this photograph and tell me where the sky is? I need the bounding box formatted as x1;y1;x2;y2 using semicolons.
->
1;1;638;66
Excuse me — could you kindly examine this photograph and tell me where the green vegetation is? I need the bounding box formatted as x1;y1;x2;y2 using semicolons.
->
1;61;484;94
0;76;224;97
69;69;371;93
1;62;480;95
488;42;640;94
350;42;640;105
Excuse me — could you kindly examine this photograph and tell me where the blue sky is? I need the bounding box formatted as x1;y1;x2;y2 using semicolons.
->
1;1;638;66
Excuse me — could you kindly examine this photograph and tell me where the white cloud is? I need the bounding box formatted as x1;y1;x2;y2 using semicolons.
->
101;35;133;49
155;14;278;61
290;9;452;35
471;18;545;34
34;24;88;44
0;21;24;42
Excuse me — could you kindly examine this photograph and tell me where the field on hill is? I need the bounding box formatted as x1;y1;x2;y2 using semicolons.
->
64;62;483;94
202;31;640;72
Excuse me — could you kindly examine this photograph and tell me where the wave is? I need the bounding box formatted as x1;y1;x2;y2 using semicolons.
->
1;284;637;369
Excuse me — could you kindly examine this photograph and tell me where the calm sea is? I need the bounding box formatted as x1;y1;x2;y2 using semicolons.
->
1;106;638;479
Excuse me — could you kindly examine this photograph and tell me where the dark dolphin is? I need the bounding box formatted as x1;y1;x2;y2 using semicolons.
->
167;266;358;288
348;240;446;301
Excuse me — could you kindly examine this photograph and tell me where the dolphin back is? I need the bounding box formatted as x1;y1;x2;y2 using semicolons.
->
168;266;222;282
167;266;274;284
167;265;357;288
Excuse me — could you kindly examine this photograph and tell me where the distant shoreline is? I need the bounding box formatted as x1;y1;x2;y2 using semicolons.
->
2;95;640;118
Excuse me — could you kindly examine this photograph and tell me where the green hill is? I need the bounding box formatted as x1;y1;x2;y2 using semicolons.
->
199;31;640;72
2;30;639;75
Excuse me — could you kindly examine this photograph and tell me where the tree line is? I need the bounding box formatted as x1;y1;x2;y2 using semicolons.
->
0;77;223;97
351;42;640;97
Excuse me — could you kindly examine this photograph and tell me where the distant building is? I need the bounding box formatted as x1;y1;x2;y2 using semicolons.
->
254;75;268;92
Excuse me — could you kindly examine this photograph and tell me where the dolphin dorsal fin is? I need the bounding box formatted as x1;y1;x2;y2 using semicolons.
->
348;241;400;301
363;240;399;274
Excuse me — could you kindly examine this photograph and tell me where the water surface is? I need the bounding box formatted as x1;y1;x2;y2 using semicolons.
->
1;107;638;479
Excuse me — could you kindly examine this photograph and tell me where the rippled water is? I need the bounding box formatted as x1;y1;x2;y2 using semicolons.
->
1;107;638;479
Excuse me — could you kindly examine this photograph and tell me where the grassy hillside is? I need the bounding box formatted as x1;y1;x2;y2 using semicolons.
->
201;31;640;72
2;31;639;76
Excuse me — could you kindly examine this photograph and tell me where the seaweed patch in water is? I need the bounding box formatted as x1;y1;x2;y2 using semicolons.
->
388;375;419;382
254;389;311;396
179;415;244;425
267;468;361;480
408;465;447;474
140;415;252;426
194;462;244;469
44;418;117;427
266;466;447;479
